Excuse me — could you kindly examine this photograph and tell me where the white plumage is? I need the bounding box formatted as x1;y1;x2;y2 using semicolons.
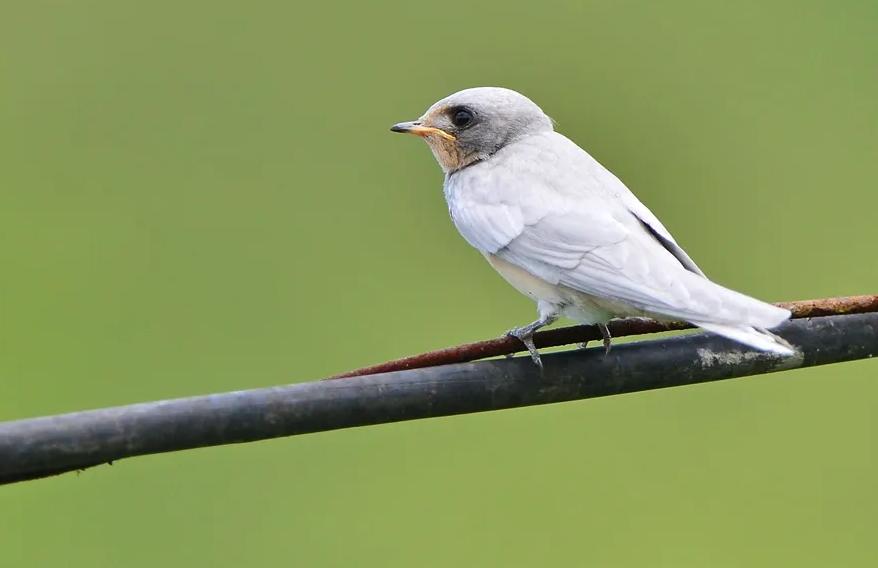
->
392;87;794;361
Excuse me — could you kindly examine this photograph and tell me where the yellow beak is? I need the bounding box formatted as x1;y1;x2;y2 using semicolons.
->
390;121;456;142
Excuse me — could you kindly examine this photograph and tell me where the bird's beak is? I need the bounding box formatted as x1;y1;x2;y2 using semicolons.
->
390;121;456;141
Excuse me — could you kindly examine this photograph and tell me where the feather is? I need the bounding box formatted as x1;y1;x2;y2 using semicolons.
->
445;130;791;334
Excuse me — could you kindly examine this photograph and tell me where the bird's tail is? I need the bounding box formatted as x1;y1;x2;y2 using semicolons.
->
690;320;796;355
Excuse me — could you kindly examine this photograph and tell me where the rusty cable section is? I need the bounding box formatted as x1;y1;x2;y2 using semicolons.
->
329;295;878;379
2;312;877;485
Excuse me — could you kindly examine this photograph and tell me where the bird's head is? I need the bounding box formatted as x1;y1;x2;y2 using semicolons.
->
391;87;553;174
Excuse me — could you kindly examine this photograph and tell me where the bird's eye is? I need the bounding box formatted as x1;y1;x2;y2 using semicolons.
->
450;108;474;128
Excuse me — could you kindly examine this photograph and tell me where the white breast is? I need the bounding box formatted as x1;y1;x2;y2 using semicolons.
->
483;253;566;303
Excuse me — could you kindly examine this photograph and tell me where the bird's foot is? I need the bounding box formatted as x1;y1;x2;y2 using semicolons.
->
598;323;612;355
503;308;558;371
506;326;543;370
579;323;613;355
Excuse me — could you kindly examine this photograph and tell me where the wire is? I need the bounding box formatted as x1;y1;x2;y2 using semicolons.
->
0;304;875;485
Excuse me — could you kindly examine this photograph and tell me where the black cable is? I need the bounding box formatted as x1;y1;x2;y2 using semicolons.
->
1;313;875;485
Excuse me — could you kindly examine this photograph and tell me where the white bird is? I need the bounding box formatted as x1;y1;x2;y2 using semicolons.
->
391;87;794;367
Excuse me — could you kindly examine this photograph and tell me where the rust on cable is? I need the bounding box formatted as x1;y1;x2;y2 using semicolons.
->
328;295;878;379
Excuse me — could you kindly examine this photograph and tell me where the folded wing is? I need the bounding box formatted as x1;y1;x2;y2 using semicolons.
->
447;134;789;330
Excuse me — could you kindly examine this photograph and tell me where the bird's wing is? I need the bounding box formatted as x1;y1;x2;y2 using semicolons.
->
499;200;731;322
553;133;706;277
614;192;706;277
446;133;785;327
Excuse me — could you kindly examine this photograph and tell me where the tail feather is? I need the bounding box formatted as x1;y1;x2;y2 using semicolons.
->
676;270;792;329
691;321;796;355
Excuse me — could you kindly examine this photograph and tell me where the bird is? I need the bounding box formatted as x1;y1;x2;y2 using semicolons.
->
390;87;794;368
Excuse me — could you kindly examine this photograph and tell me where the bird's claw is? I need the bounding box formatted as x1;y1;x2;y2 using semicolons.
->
602;336;612;355
599;323;612;356
579;324;613;355
506;328;544;369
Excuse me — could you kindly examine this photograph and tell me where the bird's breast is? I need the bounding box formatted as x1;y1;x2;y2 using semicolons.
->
483;253;566;303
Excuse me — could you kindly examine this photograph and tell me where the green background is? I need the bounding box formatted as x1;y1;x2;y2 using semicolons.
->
1;0;876;565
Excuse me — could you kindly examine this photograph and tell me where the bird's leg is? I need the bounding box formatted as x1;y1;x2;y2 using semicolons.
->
578;322;613;355
505;303;558;369
506;320;545;366
598;323;612;355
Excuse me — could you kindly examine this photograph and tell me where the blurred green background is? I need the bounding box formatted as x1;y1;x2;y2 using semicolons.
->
1;0;876;565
